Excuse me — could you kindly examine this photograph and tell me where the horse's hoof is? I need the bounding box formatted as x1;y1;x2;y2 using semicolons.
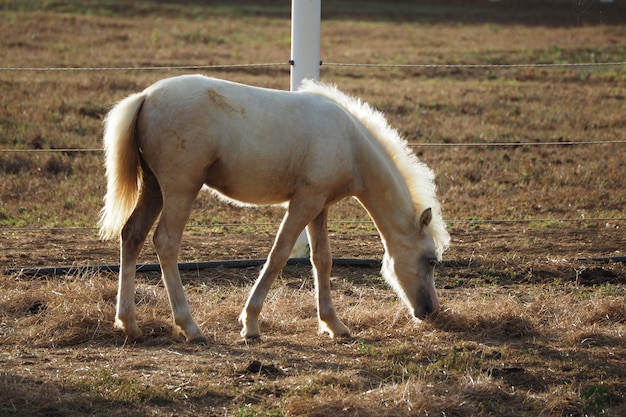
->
188;336;209;345
240;325;261;339
123;329;144;343
126;335;145;345
241;330;261;340
319;322;351;339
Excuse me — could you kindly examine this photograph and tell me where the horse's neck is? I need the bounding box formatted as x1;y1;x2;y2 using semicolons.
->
355;141;415;255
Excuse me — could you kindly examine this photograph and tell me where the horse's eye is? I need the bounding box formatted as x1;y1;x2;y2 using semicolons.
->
428;258;439;267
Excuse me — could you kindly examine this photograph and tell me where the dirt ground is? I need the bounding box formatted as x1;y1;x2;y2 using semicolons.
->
3;220;624;285
1;222;625;417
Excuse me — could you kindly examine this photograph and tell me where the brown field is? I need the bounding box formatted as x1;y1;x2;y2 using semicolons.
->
1;1;625;416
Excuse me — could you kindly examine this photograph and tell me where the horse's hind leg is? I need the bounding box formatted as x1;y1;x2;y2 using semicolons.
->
116;171;163;342
153;188;207;344
308;208;350;338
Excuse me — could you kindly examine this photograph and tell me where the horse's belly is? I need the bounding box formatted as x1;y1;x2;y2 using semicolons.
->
204;163;295;206
209;184;292;206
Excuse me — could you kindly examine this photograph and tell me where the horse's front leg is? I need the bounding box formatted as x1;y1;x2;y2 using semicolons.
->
240;199;323;338
308;208;350;338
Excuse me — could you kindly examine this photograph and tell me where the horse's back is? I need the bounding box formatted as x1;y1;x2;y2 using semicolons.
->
136;75;360;205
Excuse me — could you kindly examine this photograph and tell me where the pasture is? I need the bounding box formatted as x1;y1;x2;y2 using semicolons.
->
1;1;625;416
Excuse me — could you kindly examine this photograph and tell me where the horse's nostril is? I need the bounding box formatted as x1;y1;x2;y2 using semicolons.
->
427;305;439;319
414;298;439;321
413;305;429;320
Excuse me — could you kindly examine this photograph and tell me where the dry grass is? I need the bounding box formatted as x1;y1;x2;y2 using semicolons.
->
1;266;625;416
1;1;625;416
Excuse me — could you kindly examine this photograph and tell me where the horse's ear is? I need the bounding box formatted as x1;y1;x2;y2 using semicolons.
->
417;208;432;230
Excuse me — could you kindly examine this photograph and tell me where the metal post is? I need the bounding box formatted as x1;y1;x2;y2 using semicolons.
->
289;0;321;258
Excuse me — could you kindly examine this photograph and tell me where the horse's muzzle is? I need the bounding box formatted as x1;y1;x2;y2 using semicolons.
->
414;303;438;320
413;288;440;320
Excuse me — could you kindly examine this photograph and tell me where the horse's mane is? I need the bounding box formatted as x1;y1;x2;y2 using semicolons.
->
299;79;450;259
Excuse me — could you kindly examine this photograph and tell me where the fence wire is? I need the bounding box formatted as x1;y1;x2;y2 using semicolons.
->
2;140;625;154
0;63;287;72
1;216;624;234
1;60;625;72
1;59;624;231
324;61;626;69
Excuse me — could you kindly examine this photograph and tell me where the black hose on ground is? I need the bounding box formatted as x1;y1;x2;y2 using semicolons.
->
3;257;382;277
4;256;624;278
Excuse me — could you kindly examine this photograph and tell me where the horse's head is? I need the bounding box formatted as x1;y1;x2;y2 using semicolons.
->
382;208;441;320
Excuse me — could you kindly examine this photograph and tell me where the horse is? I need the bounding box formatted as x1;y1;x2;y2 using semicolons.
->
99;74;450;344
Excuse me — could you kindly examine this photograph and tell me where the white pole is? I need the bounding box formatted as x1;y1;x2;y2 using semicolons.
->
290;0;321;90
289;0;321;258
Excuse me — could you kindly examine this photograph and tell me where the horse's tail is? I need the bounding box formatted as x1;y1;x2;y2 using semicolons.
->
98;91;147;240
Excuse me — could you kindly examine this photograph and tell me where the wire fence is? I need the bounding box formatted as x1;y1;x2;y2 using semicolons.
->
1;215;624;234
0;63;287;72
1;59;625;229
2;60;626;72
2;139;626;154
